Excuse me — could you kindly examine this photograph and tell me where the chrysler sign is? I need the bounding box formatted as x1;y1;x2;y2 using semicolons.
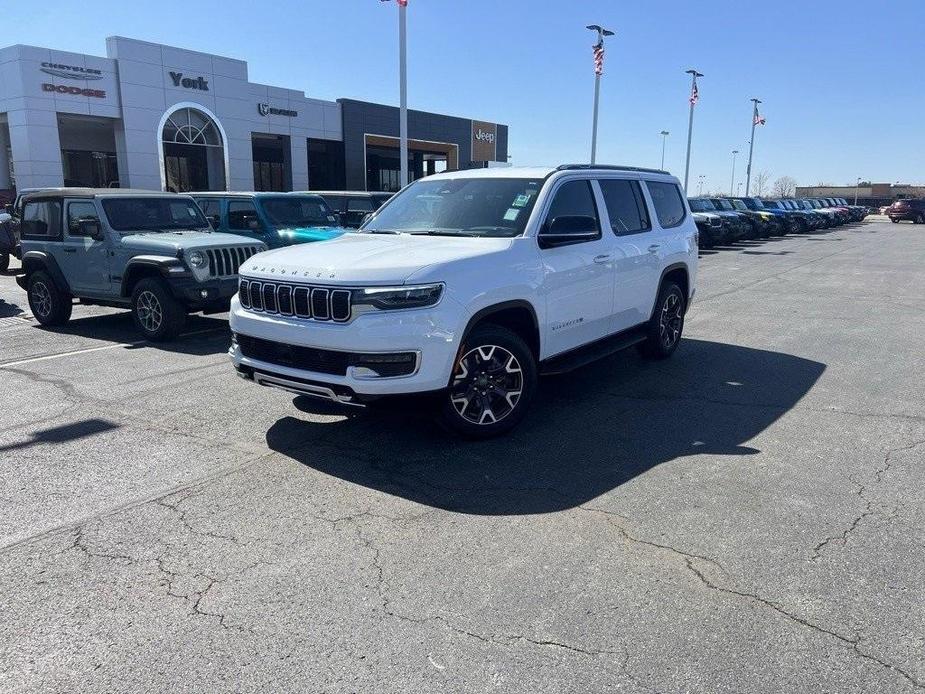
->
40;62;103;80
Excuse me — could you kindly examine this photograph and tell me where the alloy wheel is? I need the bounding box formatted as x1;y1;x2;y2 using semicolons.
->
136;290;163;334
659;292;683;350
450;345;523;425
31;281;52;318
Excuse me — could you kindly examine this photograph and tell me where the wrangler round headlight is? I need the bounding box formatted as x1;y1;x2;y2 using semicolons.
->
188;250;206;268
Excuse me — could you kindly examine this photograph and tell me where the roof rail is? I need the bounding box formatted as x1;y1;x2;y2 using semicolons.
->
555;164;671;175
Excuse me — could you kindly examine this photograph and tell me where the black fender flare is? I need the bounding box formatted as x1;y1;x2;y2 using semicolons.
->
651;263;691;319
19;250;71;293
461;300;540;344
120;255;188;297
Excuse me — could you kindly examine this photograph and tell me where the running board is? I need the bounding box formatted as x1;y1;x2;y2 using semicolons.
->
540;327;648;376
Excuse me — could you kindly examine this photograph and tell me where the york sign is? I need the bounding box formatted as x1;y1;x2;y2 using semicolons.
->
169;72;209;91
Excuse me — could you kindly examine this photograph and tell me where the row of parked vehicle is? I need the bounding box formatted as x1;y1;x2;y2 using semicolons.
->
688;196;869;247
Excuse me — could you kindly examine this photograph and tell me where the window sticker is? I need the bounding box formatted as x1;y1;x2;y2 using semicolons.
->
503;208;520;222
513;194;531;208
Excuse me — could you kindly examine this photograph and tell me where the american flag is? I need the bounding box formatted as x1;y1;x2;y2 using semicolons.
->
380;0;408;5
593;42;604;76
689;79;699;106
753;105;766;126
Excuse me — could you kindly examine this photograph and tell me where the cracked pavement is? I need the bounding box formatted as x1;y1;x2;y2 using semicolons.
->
1;220;924;692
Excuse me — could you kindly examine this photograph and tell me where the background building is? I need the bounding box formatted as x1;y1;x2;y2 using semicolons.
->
796;183;925;207
0;37;508;199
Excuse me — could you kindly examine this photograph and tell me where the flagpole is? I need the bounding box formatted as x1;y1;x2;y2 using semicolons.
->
586;25;614;165
683;69;702;192
730;149;738;195
398;1;408;188
745;98;761;196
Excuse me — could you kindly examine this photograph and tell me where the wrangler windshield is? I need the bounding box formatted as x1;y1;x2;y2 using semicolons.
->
362;178;542;237
262;196;336;228
102;197;209;232
687;198;716;212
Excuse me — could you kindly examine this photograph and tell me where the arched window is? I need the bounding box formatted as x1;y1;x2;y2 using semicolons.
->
161;107;223;148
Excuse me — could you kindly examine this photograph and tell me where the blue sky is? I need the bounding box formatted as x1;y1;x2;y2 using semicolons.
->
7;0;923;190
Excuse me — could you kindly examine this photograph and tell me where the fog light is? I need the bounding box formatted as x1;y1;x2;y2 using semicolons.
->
200;289;209;298
350;352;417;378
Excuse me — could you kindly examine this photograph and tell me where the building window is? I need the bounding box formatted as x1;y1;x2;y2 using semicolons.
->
160;106;226;192
308;139;345;190
62;150;119;188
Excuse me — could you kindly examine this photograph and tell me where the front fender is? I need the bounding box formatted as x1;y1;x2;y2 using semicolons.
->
121;255;190;296
20;250;71;293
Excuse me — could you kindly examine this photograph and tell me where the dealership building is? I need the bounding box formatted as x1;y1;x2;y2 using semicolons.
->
0;37;508;197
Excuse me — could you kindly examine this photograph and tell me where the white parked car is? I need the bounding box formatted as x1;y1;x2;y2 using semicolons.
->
229;165;699;437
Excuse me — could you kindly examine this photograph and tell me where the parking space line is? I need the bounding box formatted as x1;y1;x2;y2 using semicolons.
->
0;328;225;369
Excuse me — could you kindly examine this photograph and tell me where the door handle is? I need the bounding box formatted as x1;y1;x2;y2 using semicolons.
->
647;244;661;254
593;254;612;264
63;247;77;253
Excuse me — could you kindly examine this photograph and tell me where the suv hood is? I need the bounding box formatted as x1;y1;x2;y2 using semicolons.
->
241;232;514;285
120;230;260;254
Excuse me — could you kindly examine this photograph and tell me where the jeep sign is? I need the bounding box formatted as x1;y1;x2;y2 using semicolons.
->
471;120;498;162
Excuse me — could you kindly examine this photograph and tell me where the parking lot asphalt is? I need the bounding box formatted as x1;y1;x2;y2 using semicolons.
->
1;219;923;693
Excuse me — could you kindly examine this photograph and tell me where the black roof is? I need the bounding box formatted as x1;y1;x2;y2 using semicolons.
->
310;190;393;197
556;164;671;176
22;188;193;201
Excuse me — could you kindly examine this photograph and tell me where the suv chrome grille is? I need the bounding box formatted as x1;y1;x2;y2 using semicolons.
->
206;246;261;278
239;279;351;322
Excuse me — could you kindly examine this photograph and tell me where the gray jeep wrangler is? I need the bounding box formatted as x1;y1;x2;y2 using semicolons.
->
15;189;265;341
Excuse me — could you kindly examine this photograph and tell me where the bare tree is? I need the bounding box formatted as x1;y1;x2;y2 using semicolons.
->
772;176;797;198
753;171;771;197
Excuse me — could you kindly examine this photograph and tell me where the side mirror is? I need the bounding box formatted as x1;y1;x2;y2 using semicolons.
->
207;214;221;229
538;215;600;248
360;212;374;227
3;204;12;215
79;219;103;240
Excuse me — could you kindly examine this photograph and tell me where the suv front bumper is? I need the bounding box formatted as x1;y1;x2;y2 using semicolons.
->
228;294;462;399
168;275;240;309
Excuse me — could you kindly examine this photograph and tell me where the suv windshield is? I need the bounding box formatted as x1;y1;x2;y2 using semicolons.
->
730;199;748;211
762;200;782;210
362;177;542;237
688;198;716;212
102;197;209;232
262;196;336;228
711;199;734;211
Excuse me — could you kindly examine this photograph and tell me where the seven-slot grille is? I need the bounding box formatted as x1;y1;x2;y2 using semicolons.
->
238;279;352;322
206;246;261;278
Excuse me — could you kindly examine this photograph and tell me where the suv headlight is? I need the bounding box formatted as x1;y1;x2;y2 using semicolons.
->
187;250;206;268
352;283;443;311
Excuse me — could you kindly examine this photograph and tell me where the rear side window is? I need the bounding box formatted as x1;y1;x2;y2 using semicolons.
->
645;181;686;228
22;200;62;239
545;180;600;233
322;195;346;212
196;199;220;218
347;197;375;213
228;200;259;230
598;179;650;235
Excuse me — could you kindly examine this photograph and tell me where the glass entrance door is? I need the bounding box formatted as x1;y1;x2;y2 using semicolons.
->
164;143;209;192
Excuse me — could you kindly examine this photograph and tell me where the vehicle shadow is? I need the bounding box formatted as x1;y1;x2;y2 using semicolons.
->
266;338;825;515
36;311;231;356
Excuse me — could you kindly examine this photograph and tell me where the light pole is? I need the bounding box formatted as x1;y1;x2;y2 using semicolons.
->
587;24;615;165
730;149;739;195
736;182;743;196
683;69;703;192
854;177;862;205
398;0;409;187
745;98;762;195
697;175;705;196
659;130;669;170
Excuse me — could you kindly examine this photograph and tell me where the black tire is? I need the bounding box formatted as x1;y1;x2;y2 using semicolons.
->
27;270;72;326
438;324;537;439
638;282;686;360
130;277;186;341
0;252;9;273
891;218;899;224
916;215;924;225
